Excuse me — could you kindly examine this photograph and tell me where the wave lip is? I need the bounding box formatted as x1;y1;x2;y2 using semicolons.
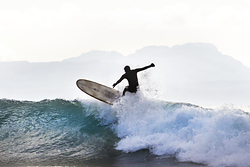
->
112;95;250;166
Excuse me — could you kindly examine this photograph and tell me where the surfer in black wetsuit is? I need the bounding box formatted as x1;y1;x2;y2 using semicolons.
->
113;63;155;96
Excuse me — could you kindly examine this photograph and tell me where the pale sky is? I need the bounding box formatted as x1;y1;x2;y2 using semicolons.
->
0;0;250;67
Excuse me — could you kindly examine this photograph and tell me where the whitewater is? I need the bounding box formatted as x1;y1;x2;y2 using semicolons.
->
0;94;250;167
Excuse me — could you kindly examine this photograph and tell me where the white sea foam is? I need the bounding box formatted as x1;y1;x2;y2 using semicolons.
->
111;94;250;166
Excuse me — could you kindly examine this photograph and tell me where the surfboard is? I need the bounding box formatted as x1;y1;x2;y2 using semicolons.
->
76;79;121;105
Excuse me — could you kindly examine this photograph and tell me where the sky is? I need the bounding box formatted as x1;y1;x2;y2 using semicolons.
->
0;0;250;67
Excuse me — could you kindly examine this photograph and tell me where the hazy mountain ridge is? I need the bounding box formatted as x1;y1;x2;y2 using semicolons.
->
1;43;249;105
129;43;250;81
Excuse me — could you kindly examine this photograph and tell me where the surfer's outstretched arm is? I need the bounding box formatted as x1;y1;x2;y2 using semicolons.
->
113;75;125;88
135;63;155;72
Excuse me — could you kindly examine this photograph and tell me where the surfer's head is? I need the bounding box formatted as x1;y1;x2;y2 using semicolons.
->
124;66;131;72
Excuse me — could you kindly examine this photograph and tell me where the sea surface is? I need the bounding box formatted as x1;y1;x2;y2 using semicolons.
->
1;94;250;167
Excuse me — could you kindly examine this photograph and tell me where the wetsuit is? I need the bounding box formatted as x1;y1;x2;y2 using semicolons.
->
113;63;155;96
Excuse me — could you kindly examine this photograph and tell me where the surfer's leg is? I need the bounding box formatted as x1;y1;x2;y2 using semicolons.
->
123;86;129;96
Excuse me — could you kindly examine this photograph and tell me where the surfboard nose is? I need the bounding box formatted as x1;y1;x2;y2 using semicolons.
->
76;79;121;105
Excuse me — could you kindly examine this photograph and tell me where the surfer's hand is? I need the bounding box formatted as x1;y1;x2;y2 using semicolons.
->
113;83;116;88
151;63;155;67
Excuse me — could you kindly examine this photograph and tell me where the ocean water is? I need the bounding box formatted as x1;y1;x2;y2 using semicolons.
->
0;94;250;167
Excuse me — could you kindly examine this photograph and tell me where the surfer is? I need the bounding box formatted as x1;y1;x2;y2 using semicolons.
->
113;63;155;96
